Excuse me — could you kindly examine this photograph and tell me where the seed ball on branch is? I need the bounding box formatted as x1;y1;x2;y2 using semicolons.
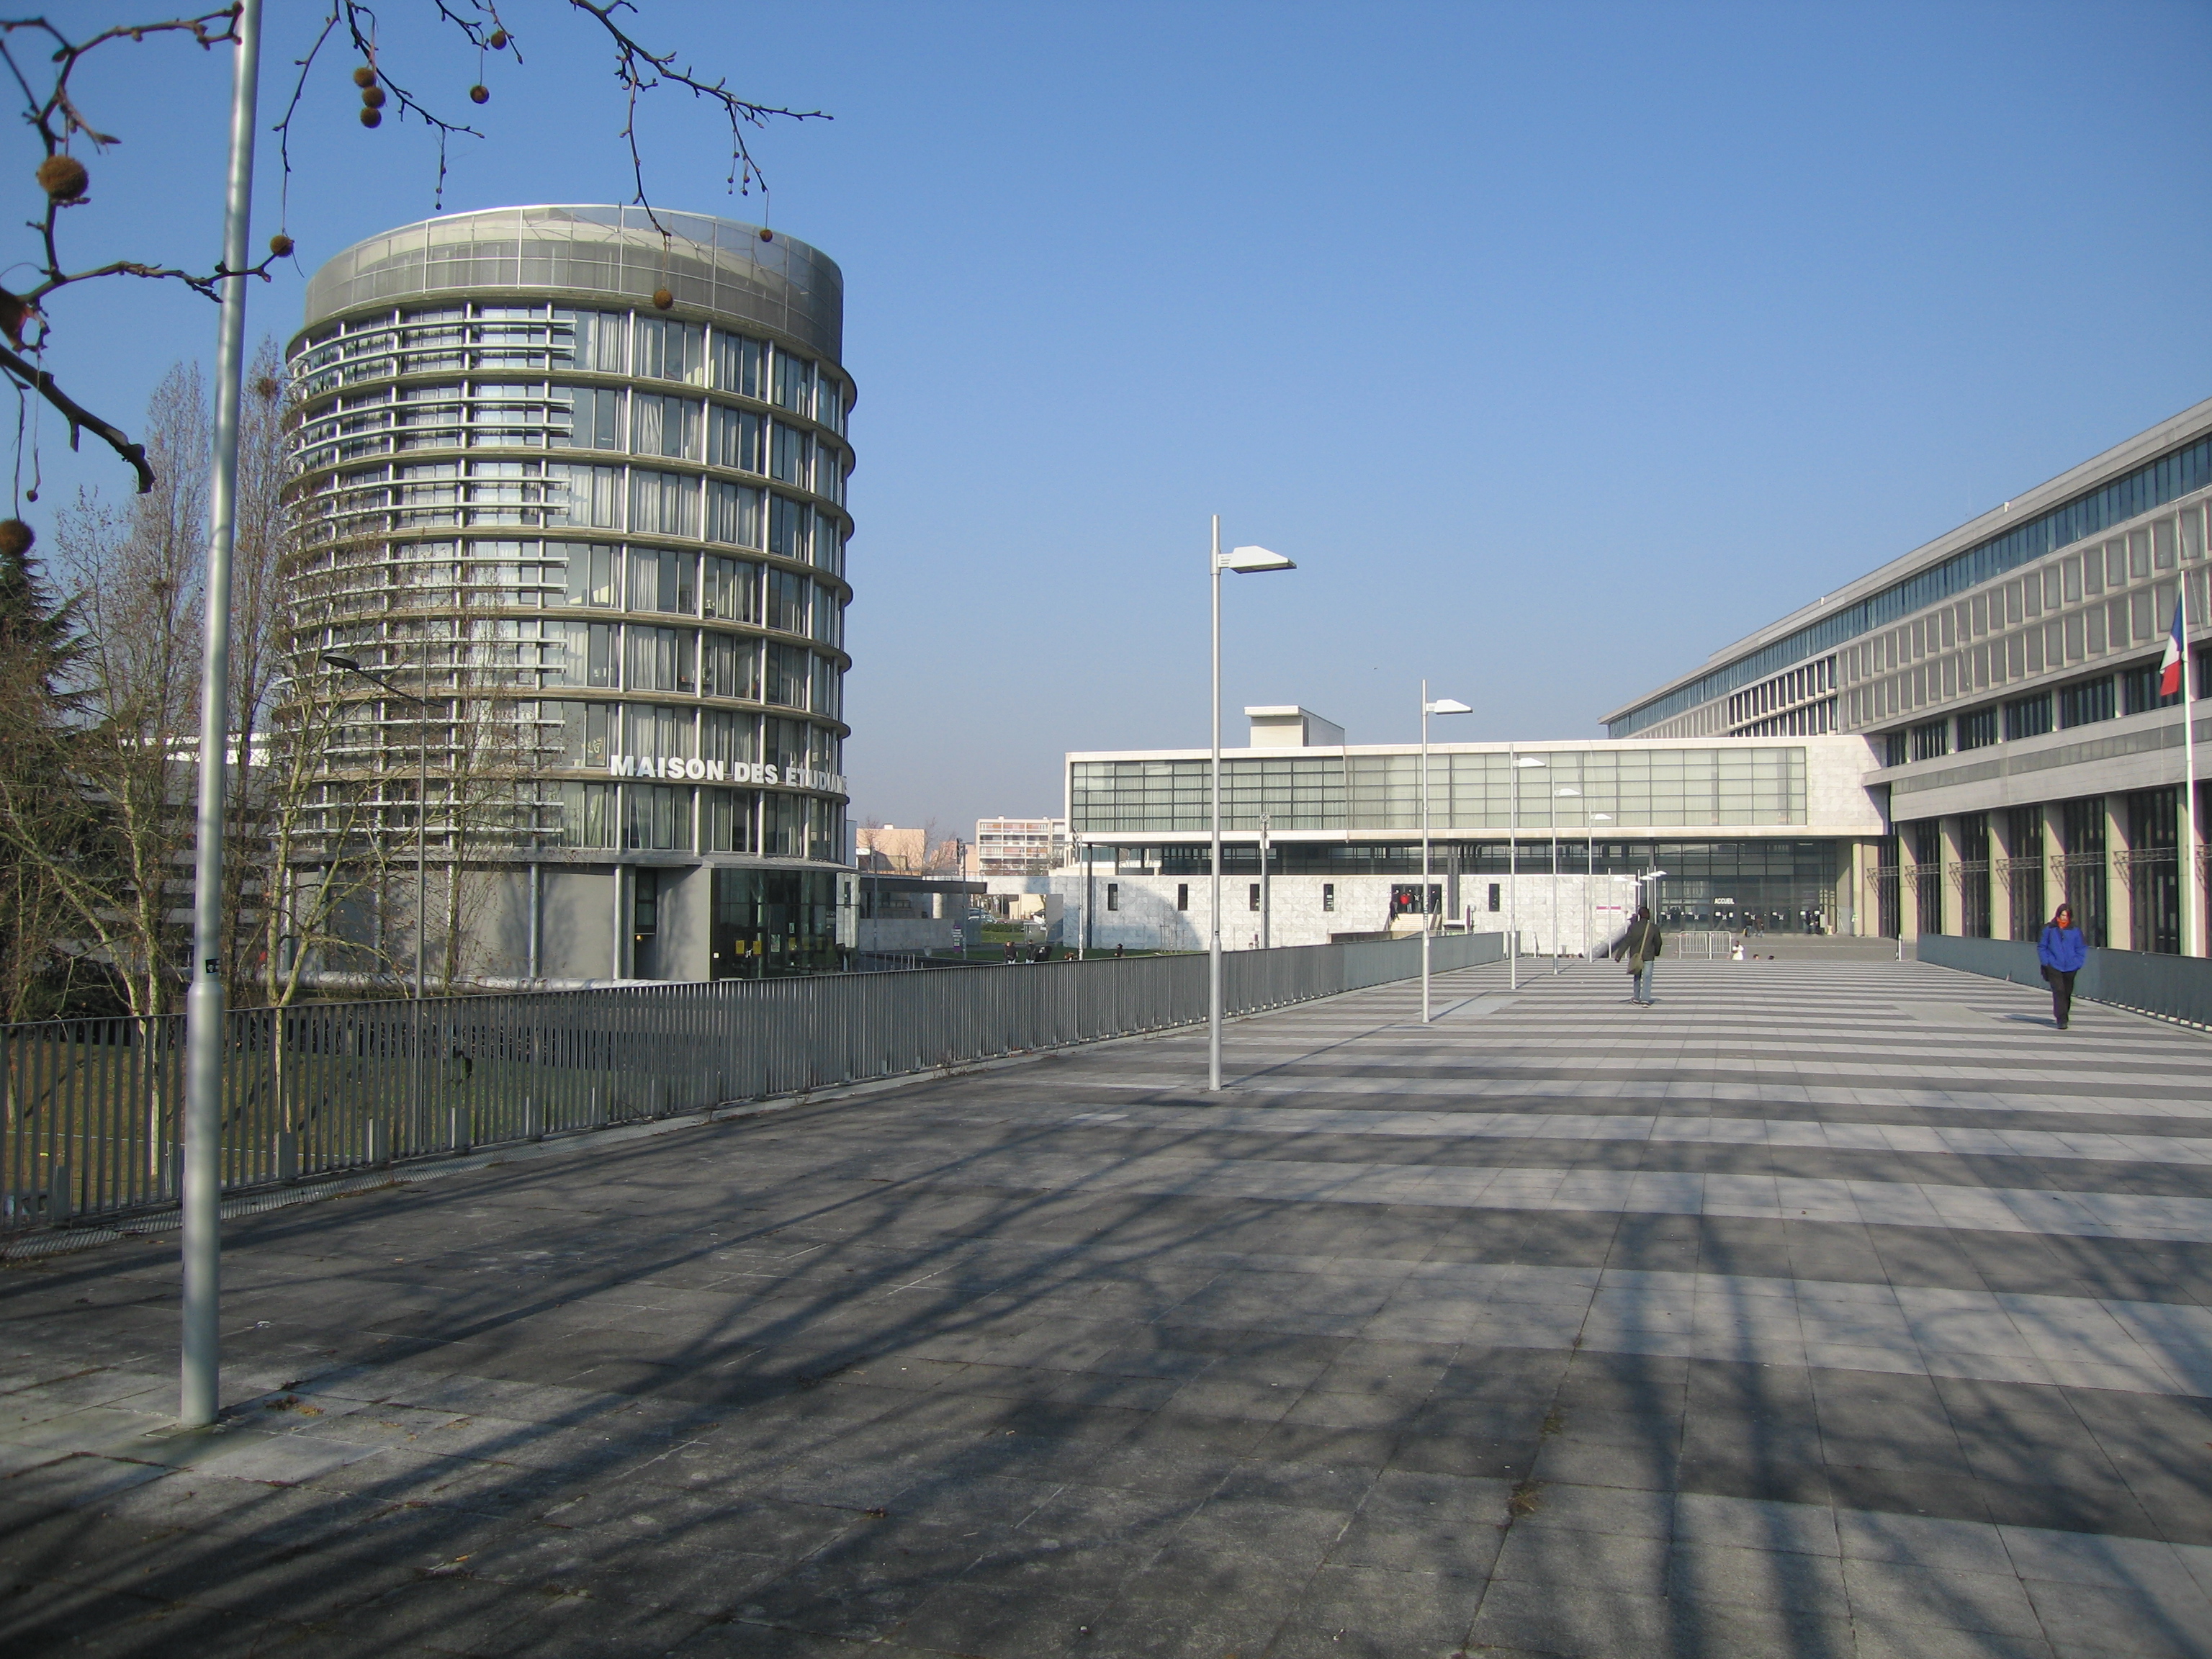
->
359;107;382;129
36;154;88;202
269;233;295;258
757;228;773;243
361;84;386;109
0;520;34;559
469;84;489;104
487;29;508;48
353;65;377;87
652;288;673;310
254;375;281;401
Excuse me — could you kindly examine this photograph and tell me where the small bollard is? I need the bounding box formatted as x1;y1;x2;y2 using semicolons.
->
589;1087;606;1128
274;1131;300;1183
365;1119;390;1167
648;1077;660;1119
523;1098;543;1142
449;1107;470;1153
46;1163;72;1222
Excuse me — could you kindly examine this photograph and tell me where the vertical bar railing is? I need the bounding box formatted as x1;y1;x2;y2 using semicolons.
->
1;932;1505;1233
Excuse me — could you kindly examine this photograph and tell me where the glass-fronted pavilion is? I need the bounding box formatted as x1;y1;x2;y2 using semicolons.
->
1058;725;1884;951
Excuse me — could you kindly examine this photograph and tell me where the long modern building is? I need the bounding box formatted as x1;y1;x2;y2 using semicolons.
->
1606;397;2211;952
1059;709;1883;952
1061;401;2211;955
284;206;856;983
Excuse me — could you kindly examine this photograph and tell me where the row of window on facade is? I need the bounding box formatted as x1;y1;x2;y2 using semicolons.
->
300;542;842;639
1090;840;1831;879
1726;657;1835;727
318;619;844;714
1617;455;2212;737
312;463;845;572
1840;539;2206;711
296;307;849;433
296;383;846;503
1887;787;2200;953
320;703;840;781
1069;752;1807;833
1730;698;1837;738
1887;645;2208;764
553;781;842;859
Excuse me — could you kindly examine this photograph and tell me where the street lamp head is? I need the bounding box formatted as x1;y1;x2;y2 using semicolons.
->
1592;813;1614;823
1555;786;1581;797
320;652;361;672
1515;755;1548;768
1424;698;1473;716
1219;544;1295;574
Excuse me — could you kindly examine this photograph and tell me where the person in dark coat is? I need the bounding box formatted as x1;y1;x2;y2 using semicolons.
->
1612;904;1664;1006
2038;902;2088;1030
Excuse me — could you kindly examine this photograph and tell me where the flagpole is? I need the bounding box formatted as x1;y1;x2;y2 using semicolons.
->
2185;593;2200;958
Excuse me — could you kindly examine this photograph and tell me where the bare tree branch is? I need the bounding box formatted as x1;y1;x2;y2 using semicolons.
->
0;343;153;494
565;0;827;225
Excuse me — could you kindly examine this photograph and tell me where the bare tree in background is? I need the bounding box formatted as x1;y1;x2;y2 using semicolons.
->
32;366;212;1020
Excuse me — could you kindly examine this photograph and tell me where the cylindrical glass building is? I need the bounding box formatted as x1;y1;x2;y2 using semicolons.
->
285;206;855;982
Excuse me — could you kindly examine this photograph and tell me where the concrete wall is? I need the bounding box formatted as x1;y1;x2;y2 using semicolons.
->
860;916;966;953
540;864;619;981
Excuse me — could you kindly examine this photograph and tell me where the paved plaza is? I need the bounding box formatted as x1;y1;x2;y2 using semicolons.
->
4;957;2212;1658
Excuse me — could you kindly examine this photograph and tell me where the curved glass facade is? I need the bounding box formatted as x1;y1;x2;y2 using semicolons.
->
284;208;854;979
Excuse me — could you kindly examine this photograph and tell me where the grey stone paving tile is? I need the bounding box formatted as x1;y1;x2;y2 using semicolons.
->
1462;1576;1680;1658
1848;1614;2057;1659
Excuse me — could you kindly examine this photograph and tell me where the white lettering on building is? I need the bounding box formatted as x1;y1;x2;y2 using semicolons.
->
605;755;845;794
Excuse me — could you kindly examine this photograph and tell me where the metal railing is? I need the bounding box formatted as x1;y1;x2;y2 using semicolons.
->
1;931;1505;1232
1914;933;2212;1030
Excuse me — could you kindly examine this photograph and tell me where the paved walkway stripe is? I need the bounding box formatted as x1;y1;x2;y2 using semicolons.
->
1052;1102;2212;1164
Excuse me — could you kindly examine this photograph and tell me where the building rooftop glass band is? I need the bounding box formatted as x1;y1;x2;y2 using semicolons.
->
302;205;845;361
1609;429;2212;737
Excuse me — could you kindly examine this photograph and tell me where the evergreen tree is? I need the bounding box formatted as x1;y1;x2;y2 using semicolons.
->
0;518;91;1017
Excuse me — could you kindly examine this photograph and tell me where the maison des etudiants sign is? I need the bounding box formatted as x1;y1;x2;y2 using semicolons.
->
606;754;847;793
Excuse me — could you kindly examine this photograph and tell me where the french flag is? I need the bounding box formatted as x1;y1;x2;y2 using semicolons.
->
2161;592;2188;698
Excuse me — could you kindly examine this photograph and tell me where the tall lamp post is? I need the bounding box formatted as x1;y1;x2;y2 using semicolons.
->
1507;751;1547;989
1208;519;1295;1092
1420;684;1473;1022
1551;786;1579;974
179;0;265;1431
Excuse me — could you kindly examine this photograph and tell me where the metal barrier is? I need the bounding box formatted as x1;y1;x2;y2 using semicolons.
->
1914;933;2212;1030
1665;932;1737;961
1;931;1505;1231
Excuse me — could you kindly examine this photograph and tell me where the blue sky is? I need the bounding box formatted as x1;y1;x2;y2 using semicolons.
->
29;1;2212;836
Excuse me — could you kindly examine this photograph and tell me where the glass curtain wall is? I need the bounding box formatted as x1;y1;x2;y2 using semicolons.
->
2005;807;2045;940
1958;812;1992;939
1911;822;1945;936
2059;799;2108;946
2126;787;2180;955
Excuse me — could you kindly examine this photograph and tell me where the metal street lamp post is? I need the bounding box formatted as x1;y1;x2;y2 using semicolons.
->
1507;751;1547;989
179;0;266;1431
1420;685;1473;1022
1552;786;1580;974
1209;520;1295;1092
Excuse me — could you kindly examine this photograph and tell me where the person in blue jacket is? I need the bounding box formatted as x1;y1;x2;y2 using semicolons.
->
2037;902;2088;1030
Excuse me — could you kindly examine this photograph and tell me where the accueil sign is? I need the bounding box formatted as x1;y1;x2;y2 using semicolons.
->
607;754;847;793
